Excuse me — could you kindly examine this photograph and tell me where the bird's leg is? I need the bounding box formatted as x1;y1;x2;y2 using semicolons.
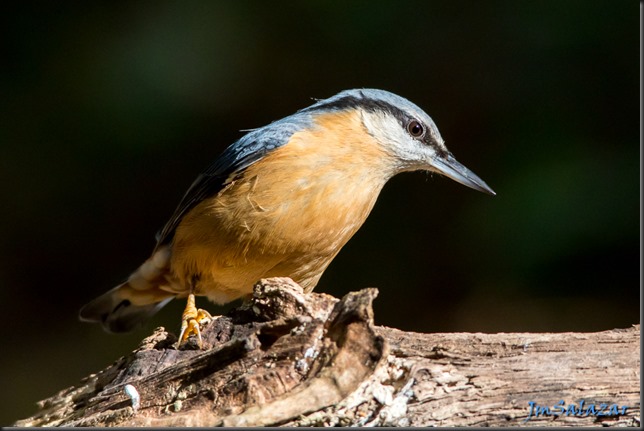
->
178;292;212;348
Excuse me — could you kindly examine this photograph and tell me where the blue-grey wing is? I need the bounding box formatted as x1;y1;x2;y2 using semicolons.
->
154;114;312;248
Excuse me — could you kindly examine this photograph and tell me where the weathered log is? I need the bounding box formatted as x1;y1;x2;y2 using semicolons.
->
15;278;640;427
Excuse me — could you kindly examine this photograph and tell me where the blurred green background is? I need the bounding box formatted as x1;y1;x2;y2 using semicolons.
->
0;0;639;425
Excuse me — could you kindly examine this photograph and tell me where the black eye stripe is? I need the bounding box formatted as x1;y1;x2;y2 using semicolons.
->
302;94;434;144
302;94;411;126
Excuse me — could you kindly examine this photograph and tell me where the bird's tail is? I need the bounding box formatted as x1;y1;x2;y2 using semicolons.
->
79;246;179;333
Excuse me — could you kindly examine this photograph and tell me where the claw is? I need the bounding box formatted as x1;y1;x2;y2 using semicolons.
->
178;293;213;348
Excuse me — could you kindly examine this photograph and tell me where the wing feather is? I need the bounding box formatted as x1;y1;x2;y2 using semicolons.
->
154;114;313;248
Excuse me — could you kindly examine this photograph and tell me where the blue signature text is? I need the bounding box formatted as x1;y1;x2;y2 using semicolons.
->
524;400;629;422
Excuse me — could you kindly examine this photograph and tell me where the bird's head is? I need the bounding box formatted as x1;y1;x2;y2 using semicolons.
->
301;88;495;195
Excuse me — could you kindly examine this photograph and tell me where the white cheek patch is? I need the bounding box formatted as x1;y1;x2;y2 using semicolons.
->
361;110;406;146
360;110;438;171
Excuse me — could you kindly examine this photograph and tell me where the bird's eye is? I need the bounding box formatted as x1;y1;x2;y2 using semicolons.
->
407;120;424;138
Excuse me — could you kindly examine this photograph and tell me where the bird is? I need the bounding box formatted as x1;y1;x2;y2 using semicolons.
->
79;88;495;347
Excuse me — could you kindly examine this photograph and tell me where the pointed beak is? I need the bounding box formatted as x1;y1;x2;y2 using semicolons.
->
431;153;496;196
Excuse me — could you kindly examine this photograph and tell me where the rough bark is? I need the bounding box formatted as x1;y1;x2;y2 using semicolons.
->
15;278;640;427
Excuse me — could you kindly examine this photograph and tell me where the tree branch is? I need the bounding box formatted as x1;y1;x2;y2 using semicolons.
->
15;278;640;427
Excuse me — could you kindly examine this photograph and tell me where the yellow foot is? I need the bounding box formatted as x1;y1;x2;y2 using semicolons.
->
178;293;213;348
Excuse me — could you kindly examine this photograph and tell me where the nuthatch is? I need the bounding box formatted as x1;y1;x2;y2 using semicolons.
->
80;88;495;346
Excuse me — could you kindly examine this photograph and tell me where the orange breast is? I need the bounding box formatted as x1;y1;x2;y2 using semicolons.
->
171;110;394;302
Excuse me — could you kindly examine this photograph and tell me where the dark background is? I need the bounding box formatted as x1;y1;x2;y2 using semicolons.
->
0;1;639;425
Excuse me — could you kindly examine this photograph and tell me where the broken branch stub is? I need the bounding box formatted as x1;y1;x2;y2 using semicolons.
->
16;277;386;427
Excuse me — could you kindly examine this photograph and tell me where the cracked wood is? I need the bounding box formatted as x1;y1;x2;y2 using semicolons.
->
15;278;640;427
